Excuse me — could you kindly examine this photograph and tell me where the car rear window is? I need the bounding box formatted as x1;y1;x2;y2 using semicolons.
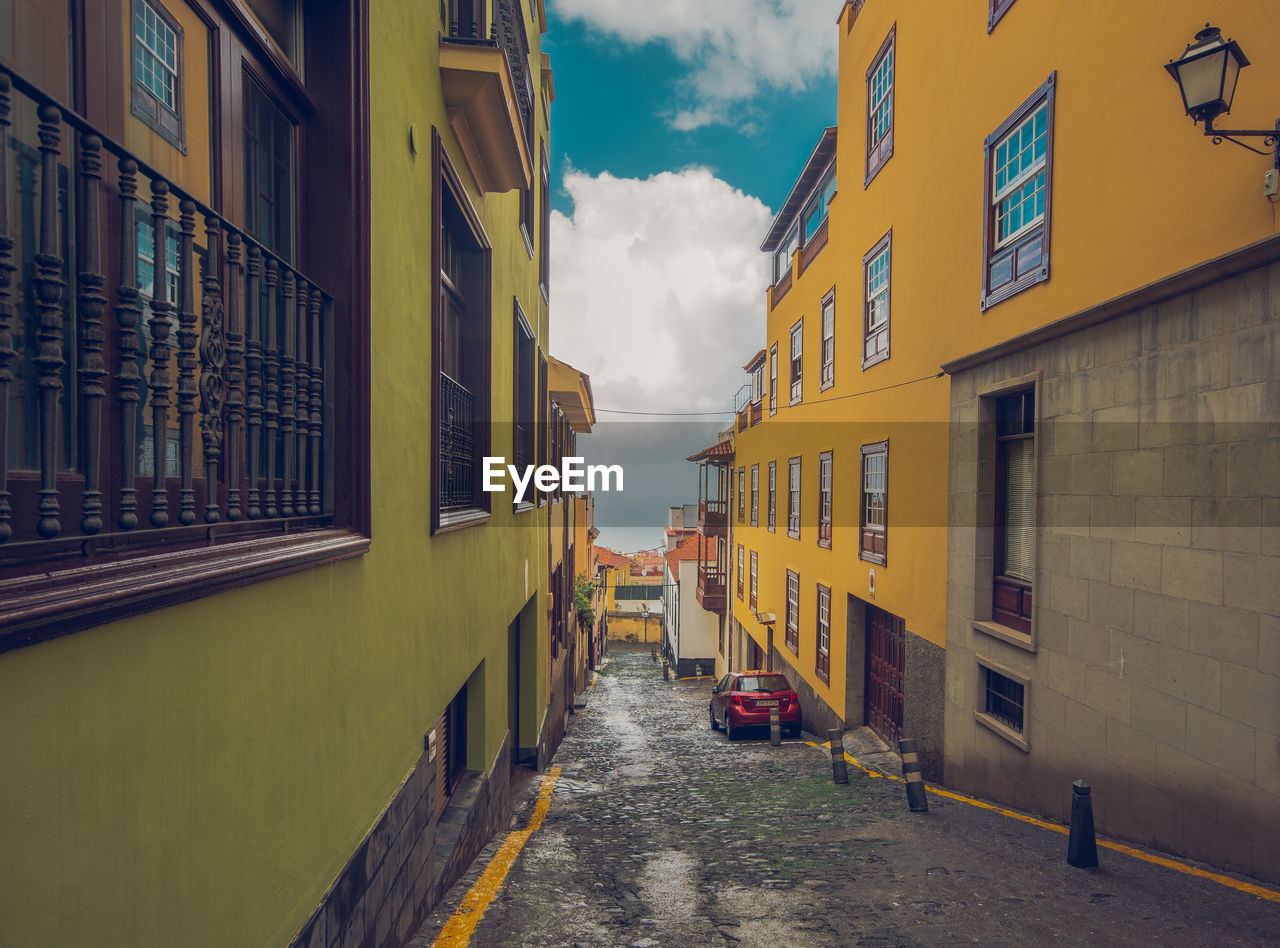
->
736;674;791;693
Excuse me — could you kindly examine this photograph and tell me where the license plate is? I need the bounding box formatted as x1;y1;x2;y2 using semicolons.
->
756;699;779;707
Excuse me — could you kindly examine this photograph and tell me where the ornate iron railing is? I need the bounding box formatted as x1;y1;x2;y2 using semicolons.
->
439;372;476;510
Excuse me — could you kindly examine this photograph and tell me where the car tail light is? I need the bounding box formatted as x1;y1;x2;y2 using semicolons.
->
731;694;744;706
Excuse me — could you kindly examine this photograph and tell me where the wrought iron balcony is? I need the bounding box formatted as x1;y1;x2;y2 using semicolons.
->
439;372;477;511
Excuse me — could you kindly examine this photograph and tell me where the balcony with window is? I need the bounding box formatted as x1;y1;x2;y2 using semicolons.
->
687;438;732;543
0;60;362;648
760;127;836;311
439;0;535;194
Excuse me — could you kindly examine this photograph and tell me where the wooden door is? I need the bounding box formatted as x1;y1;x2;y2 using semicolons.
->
865;606;904;747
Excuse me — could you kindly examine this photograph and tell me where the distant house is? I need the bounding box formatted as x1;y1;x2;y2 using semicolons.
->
662;532;718;678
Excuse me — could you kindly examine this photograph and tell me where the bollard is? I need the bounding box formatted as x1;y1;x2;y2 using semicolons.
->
770;708;781;746
1067;779;1099;868
827;728;849;784
695;663;702;678
662;661;670;681
898;738;929;812
651;646;657;661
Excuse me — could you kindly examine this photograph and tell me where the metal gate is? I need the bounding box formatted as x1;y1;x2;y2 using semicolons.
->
866;606;904;747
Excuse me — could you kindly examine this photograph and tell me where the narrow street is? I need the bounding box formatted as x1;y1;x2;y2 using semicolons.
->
413;645;1280;947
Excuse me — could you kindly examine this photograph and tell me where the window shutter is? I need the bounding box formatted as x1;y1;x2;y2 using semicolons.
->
1004;438;1034;581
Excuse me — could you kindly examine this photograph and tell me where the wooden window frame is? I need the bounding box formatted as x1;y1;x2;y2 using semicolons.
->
736;543;745;600
863;229;891;369
786;456;801;539
0;3;373;652
432;130;493;533
819;289;835;390
785;569;800;655
859;441;887;565
865;24;895;187
789;319;803;406
992;388;1035;634
817;451;832;549
815;583;831;683
988;0;1018;33
768;343;778;415
767;460;776;532
981;73;1055;311
749;550;758;610
737;467;746;522
131;0;186;152
750;464;759;526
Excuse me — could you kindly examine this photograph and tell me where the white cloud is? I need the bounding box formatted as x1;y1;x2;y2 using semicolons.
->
550;0;842;129
549;167;772;417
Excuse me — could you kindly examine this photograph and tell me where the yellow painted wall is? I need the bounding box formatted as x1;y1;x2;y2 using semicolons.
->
0;1;558;946
734;0;1280;722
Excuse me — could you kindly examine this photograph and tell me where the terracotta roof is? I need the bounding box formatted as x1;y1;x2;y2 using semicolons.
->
665;532;708;571
594;546;628;568
686;439;734;463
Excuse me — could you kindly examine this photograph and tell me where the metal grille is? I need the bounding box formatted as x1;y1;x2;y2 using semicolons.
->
984;667;1025;731
439;373;476;510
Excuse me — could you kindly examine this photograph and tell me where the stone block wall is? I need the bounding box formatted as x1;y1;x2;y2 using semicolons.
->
944;259;1280;882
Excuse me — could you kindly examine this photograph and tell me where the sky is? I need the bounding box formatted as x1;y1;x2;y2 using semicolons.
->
542;0;843;553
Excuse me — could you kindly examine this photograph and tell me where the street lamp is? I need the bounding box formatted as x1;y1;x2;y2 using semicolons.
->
1165;24;1278;167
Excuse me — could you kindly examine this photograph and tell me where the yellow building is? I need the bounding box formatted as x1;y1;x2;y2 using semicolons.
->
0;1;594;944
720;0;1280;883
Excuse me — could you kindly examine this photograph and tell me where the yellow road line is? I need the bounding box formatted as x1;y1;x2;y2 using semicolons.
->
431;766;562;947
675;675;716;682
807;741;1280;904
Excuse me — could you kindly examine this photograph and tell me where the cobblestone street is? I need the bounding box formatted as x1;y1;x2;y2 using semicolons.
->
413;645;1280;947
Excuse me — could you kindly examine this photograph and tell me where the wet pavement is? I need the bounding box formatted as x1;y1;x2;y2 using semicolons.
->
412;644;1280;947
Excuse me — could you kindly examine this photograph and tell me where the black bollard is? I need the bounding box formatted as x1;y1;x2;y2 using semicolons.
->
1067;779;1099;868
770;709;781;746
651;646;657;661
899;738;929;812
662;661;670;681
828;728;849;784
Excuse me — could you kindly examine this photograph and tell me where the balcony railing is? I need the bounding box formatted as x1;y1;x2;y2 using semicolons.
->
770;266;793;310
799;215;829;274
439;372;476;510
0;66;333;559
696;562;726;612
698;498;727;536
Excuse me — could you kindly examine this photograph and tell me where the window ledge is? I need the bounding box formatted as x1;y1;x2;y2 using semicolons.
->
0;529;370;654
859;551;885;566
818;537;832;550
974;711;1030;751
437;507;492;534
513;501;535;515
973;619;1036;653
862;351;889;371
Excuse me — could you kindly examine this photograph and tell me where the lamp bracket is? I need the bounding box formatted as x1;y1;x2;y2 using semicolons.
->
1203;117;1280;165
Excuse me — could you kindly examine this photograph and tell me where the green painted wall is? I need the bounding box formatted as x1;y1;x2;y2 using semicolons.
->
0;2;557;946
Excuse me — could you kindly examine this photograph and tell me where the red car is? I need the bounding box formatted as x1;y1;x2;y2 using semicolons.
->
709;671;802;740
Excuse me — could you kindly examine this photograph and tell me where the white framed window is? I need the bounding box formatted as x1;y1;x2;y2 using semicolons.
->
820;290;835;389
866;27;895;184
864;231;891;368
789;320;803;405
768;344;778;414
993;103;1048;248
774;225;799;284
132;0;184;150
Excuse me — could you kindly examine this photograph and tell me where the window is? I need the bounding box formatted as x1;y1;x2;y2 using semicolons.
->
767;461;776;532
789;320;803;405
750;464;759;526
816;584;831;683
787;457;801;539
243;75;297;261
737;543;745;600
773;225;798;284
818;451;832;549
768;344;778;414
993;389;1035;633
749;551;758;610
988;0;1018;32
785;570;799;654
863;230;890;368
132;0;184;150
982;74;1055;310
865;26;895;186
977;659;1028;748
539;144;551;297
737;467;746;522
751;361;764;406
820;290;835;389
0;7;369;649
801;167;836;244
860;441;887;564
512;302;535;502
434;132;493;530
